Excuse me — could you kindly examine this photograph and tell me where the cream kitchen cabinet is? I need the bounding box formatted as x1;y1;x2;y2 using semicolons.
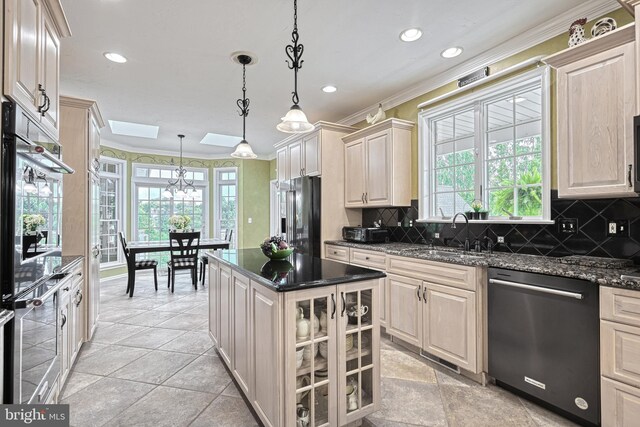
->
422;281;477;372
387;254;483;374
386;273;422;346
208;259;221;347
70;268;84;366
58;287;71;385
232;270;252;396
61;96;104;341
348;248;387;328
600;285;640;426
288;140;303;180
283;132;322;180
342;118;413;207
58;262;84;390
4;0;70;140
218;263;233;366
208;252;381;427
276;146;289;186
545;24;638;198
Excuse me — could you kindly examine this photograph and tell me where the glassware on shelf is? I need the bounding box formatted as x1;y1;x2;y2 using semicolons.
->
346;376;359;412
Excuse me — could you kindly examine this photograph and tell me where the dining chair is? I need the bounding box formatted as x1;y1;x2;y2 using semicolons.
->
168;231;201;293
199;229;233;287
119;232;158;296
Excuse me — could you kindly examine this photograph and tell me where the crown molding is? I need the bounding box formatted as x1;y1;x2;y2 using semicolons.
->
42;0;72;37
337;0;621;126
273;121;357;149
60;95;105;128
618;0;640;15
100;139;273;161
342;118;414;143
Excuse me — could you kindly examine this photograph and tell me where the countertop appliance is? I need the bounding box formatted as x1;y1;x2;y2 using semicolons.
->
281;176;321;258
488;268;600;426
1;101;74;403
342;227;389;243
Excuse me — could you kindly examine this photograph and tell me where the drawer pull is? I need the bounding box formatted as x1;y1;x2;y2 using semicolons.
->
333;251;338;255
365;256;370;260
416;285;422;302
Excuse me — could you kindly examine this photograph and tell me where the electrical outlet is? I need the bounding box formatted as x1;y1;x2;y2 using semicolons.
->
607;220;629;237
497;236;505;243
558;218;578;234
434;232;440;239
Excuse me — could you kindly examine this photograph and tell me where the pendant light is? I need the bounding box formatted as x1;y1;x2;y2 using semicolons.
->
277;0;315;134
164;134;196;199
231;54;258;159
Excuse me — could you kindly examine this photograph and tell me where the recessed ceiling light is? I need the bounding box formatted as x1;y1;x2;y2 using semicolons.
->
322;85;337;93
199;133;243;147
400;28;422;42
104;52;127;63
108;120;159;139
400;28;423;42
440;47;463;58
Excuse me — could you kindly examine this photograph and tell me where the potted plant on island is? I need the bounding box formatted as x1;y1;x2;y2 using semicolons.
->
169;215;192;232
22;214;46;235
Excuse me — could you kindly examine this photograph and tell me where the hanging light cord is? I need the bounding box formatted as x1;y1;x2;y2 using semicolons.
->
236;63;250;140
168;135;193;190
285;0;304;106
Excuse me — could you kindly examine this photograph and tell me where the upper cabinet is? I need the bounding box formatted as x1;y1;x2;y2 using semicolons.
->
274;122;354;186
342;118;413;208
545;24;637;198
279;132;321;182
4;0;71;141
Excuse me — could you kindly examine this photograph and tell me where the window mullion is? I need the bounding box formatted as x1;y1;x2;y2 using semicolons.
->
474;101;483;206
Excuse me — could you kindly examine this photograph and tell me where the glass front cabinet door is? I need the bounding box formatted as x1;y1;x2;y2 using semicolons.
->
285;280;380;427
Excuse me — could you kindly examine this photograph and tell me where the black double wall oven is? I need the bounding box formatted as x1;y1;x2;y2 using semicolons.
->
1;101;74;404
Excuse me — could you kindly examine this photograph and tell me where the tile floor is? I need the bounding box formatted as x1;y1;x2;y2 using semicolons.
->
61;273;579;427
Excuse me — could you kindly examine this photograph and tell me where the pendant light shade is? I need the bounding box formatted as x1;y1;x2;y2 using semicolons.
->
231;140;257;158
278;0;314;134
277;105;315;133
231;54;258;159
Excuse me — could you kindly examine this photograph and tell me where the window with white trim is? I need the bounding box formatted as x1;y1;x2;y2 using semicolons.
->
419;68;551;222
214;167;238;247
132;164;208;242
99;158;126;266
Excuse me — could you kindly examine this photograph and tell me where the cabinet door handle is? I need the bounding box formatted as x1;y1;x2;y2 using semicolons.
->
63;287;69;292
423;286;427;304
37;84;47;112
42;93;51;115
341;292;346;317
365;193;368;203
361;193;365;203
60;314;67;329
628;164;633;188
331;293;336;319
416;285;422;302
76;292;83;307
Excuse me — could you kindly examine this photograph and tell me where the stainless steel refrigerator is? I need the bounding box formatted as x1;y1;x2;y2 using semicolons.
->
281;176;321;258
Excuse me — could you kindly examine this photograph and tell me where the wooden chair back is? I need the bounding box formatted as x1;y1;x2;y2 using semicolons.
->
118;232;130;263
169;231;201;264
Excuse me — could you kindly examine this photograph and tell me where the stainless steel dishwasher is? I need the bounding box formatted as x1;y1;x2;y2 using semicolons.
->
488;268;599;426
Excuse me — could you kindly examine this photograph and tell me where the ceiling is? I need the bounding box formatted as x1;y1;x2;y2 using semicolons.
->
60;0;598;158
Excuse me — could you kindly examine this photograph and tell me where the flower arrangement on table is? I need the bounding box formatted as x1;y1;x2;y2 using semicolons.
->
260;236;294;259
22;214;46;234
169;215;192;232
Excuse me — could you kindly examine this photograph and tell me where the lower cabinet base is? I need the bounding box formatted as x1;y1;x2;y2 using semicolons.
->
602;377;640;427
387;333;487;386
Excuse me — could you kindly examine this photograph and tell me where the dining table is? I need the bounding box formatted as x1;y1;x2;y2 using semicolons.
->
126;238;230;297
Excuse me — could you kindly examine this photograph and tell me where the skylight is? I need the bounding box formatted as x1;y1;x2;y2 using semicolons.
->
108;120;159;139
199;133;243;147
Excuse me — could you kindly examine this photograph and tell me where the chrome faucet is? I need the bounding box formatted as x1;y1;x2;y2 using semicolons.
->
451;212;471;253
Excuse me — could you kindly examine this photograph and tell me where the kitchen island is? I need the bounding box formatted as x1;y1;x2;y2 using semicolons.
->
207;249;385;427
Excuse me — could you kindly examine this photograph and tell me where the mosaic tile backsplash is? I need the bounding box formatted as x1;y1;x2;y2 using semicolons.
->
361;192;640;264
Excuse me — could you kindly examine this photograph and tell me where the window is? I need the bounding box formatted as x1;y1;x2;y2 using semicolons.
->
99;158;126;266
132;164;208;242
419;68;550;222
214;168;238;247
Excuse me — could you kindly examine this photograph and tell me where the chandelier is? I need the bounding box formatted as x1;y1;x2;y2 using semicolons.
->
277;0;315;134
231;54;258;158
163;134;196;199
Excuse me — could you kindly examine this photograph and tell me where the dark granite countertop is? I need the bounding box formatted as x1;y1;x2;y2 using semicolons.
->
207;249;385;292
325;240;640;291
